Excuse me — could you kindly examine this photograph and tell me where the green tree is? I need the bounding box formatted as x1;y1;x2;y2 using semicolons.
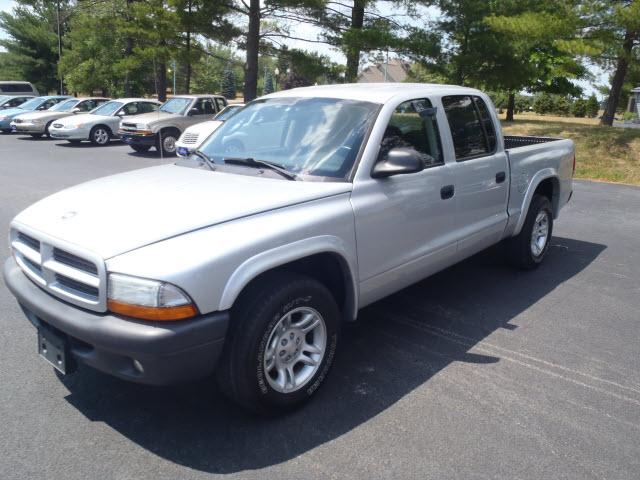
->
263;71;274;95
0;0;70;94
587;1;640;125
221;67;237;99
586;94;600;117
534;92;554;114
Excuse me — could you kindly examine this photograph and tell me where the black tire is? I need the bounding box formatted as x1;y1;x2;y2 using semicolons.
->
506;194;553;269
216;272;340;415
89;125;111;146
157;129;179;156
131;144;151;153
44;121;54;138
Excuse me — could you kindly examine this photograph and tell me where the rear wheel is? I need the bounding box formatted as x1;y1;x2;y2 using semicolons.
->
506;194;553;269
89;125;111;146
131;144;151;153
216;272;340;415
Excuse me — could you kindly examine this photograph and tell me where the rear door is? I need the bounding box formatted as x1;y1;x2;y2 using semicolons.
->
441;95;509;255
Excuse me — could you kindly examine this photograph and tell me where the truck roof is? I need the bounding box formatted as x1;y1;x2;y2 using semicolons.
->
265;82;483;104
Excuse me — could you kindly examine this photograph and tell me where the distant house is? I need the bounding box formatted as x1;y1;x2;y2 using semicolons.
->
358;59;411;83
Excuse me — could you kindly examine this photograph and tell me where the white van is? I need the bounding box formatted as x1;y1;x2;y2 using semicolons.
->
0;81;39;96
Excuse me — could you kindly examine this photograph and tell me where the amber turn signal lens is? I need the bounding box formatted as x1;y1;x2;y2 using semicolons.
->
108;299;198;321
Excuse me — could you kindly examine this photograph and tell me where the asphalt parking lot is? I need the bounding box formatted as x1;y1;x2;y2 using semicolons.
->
1;132;639;480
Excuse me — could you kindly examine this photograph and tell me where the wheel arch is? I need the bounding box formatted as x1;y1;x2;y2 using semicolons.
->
219;236;359;322
513;170;560;236
92;123;112;135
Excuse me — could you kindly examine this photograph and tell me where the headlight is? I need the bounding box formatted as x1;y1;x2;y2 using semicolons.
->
68;123;83;129
107;273;198;321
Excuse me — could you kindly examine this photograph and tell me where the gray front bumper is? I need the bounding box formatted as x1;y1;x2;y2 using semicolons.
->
3;257;229;385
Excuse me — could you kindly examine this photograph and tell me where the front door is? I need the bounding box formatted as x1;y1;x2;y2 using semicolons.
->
351;98;458;307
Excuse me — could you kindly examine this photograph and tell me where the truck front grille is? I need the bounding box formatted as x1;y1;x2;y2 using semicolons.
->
11;227;106;311
182;132;199;145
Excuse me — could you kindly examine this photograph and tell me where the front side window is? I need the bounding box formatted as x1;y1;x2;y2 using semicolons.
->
160;98;191;114
199;97;379;179
380;98;443;168
442;95;495;160
41;98;66;110
192;98;215;115
138;102;159;114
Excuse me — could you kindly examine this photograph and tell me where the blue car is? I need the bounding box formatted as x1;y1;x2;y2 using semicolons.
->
0;95;71;133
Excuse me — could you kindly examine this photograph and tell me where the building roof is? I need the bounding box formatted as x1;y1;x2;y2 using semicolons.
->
265;82;474;104
358;59;411;83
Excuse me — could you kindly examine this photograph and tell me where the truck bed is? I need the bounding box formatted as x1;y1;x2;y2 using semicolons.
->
503;135;561;149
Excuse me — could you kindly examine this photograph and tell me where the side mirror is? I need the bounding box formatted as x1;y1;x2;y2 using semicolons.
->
72;107;81;114
115;111;125;116
188;108;200;116
371;147;425;178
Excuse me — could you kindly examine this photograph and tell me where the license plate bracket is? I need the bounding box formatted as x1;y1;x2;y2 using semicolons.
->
37;327;73;374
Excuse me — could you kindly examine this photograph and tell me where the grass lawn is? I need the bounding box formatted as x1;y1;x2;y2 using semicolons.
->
501;113;640;185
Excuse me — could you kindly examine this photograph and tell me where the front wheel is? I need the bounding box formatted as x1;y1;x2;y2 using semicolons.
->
157;130;179;156
506;194;553;269
90;126;111;145
216;273;340;415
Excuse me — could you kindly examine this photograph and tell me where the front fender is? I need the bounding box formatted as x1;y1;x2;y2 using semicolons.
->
219;235;359;320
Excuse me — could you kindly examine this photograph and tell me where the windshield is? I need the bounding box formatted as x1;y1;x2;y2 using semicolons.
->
91;101;123;116
214;105;242;121
160;98;191;114
16;97;46;110
0;95;9;104
199;97;379;179
49;99;78;112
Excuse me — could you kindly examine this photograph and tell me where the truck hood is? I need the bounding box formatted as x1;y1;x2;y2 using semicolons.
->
122;111;176;126
12;164;352;259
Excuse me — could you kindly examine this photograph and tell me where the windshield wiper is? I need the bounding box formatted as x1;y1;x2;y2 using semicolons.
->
191;150;216;171
223;157;299;181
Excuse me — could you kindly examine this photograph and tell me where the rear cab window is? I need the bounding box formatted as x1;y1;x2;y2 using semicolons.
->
442;95;497;161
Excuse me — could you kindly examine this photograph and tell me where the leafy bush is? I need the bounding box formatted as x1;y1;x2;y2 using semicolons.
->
533;93;554;114
623;111;639;122
586;94;599;118
571;98;587;117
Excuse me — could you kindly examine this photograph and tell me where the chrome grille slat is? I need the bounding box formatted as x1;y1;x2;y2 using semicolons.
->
53;247;98;274
182;133;199;144
10;227;106;311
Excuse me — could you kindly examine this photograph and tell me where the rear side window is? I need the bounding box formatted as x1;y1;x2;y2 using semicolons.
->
442;95;497;160
0;83;33;93
215;97;227;112
381;98;443;167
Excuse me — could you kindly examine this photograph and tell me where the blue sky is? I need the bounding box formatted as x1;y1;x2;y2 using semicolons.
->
0;0;606;96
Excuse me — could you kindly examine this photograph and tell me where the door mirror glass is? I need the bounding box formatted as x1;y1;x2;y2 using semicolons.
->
188;107;200;116
371;147;426;178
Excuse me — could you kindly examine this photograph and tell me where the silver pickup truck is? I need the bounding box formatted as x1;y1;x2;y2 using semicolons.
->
118;94;228;155
4;84;574;414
